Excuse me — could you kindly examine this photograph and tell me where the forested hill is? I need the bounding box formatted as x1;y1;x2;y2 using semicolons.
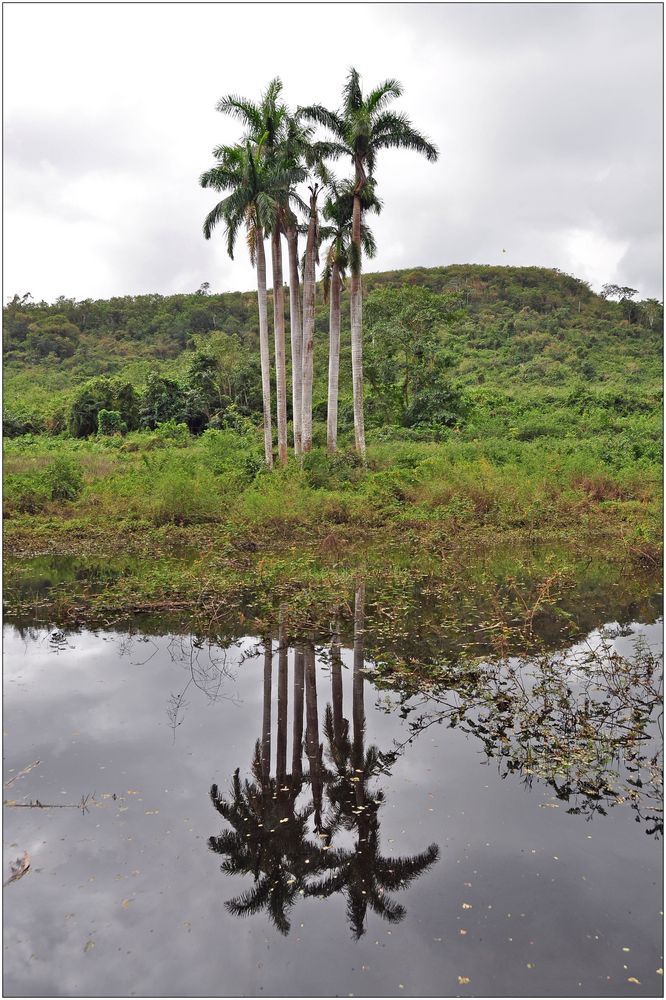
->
3;264;662;438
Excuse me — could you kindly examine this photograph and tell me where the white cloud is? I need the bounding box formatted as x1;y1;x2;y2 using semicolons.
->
565;228;630;292
3;3;662;302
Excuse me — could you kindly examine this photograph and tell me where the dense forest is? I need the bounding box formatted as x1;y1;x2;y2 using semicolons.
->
4;263;662;449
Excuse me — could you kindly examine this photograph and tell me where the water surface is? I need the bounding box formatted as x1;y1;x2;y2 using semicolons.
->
3;596;663;997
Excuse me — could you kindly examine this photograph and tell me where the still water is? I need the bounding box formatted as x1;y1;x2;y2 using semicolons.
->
3;593;663;997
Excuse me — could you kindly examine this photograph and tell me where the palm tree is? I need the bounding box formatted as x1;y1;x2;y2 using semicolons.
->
201;142;275;468
302;69;438;456
321;178;381;452
214;79;295;464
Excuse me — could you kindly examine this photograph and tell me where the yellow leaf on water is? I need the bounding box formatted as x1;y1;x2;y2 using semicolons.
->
121;898;133;909
457;976;470;985
656;968;663;976
84;940;95;953
462;903;472;909
627;978;641;985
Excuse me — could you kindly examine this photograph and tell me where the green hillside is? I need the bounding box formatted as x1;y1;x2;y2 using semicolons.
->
3;263;662;622
4;264;662;446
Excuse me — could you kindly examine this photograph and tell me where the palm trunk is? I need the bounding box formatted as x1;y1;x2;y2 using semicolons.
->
276;621;288;783
350;190;366;457
291;645;305;782
304;641;323;830
271;227;288;466
286;226;303;455
255;237;273;469
352;582;365;806
331;617;344;756
327;261;342;453
301;191;317;453
261;640;273;787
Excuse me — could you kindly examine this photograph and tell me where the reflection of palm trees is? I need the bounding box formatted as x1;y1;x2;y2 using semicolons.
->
209;588;440;937
309;584;439;938
209;636;330;935
209;751;323;935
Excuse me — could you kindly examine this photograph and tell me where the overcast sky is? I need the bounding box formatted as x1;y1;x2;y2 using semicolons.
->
4;2;663;304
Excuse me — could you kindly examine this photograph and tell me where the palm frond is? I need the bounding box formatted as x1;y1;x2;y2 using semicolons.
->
372;111;439;161
366;78;403;114
298;104;346;142
343;67;363;114
367;887;406;923
225;878;272;918
202;200;228;242
216;94;263;134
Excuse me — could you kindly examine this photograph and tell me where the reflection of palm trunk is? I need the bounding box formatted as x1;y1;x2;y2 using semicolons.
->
352;583;365;805
304;641;323;828
331;618;344;756
292;646;304;782
262;641;273;787
277;623;288;784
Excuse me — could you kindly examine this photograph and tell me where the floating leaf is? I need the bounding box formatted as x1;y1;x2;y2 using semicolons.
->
457;976;470;985
4;851;30;886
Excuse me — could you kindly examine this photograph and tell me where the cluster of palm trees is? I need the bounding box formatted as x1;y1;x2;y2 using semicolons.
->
209;586;440;937
200;69;438;466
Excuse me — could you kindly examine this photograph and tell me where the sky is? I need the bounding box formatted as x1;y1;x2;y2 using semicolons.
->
3;2;663;303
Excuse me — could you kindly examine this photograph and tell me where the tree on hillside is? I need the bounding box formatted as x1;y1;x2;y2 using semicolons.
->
301;69;438;456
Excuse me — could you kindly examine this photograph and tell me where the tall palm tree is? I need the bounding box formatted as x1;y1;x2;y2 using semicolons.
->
302;69;438;456
321;178;381;452
215;79;294;464
201;142;275;468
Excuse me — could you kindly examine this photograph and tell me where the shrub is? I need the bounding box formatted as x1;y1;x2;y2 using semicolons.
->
4;473;50;515
153;420;190;446
149;462;220;525
3;413;45;438
44;457;84;501
302;449;365;489
98;409;127;436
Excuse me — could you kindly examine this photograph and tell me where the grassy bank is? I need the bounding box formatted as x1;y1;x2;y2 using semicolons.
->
4;420;661;642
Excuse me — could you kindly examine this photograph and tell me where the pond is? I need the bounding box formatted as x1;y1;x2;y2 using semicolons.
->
3;581;663;997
